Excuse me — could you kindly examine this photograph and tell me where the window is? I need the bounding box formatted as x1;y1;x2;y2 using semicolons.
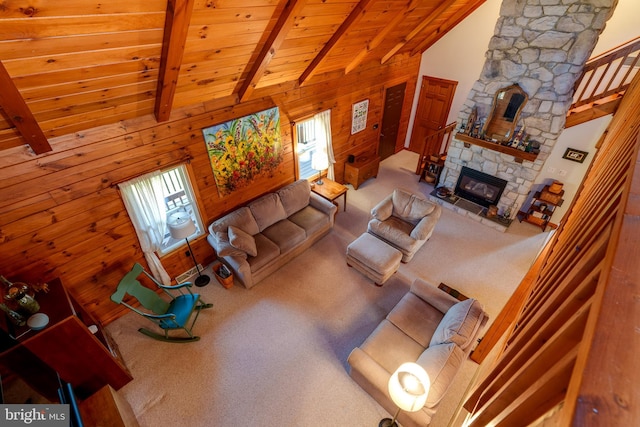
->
294;110;334;181
120;165;204;257
295;117;319;180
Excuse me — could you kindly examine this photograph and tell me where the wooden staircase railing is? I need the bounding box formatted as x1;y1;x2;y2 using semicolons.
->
566;37;640;127
572;36;640;109
415;121;457;175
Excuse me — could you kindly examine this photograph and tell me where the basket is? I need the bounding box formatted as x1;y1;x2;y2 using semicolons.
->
549;181;564;194
423;172;436;183
214;263;234;289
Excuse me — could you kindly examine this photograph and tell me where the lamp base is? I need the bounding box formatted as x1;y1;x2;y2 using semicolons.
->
315;178;324;185
195;274;210;287
378;419;398;427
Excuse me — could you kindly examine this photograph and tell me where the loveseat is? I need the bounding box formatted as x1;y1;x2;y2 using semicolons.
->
347;278;488;427
368;189;441;262
207;179;337;289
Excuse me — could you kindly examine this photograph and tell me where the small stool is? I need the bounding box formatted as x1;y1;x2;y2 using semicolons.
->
346;233;402;286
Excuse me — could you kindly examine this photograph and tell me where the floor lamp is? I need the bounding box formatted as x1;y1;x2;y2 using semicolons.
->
379;362;431;427
168;214;210;287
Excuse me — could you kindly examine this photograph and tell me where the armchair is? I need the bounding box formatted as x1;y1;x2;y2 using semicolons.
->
367;189;441;262
111;263;213;342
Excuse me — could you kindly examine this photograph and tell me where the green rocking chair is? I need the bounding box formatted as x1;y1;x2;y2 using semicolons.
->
111;263;213;343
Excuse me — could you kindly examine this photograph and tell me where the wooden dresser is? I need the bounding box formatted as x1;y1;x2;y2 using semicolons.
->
344;155;380;190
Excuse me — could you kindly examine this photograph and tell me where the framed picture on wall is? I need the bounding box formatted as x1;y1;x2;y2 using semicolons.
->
562;147;588;163
351;99;369;134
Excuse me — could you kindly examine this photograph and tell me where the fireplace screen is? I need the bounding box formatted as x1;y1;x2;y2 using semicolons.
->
454;166;507;208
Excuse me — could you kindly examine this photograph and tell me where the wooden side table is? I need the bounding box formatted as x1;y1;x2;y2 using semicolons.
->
311;178;348;211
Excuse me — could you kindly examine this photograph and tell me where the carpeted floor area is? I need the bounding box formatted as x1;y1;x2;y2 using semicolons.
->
107;150;550;426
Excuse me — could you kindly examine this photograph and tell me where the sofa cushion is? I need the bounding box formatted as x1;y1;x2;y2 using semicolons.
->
386;292;445;348
249;193;288;232
261;220;306;253
416;343;465;408
288;205;330;236
369;217;417;247
277;180;311;216
429;298;485;349
228;225;258;257
359;319;425;374
392;190;436;223
247;233;280;271
210;207;260;240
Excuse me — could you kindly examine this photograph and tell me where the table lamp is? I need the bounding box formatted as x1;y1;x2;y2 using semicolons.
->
379;362;430;427
168;214;210;287
311;151;329;185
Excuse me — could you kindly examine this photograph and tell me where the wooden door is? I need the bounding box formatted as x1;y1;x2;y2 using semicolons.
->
409;76;457;155
378;82;407;160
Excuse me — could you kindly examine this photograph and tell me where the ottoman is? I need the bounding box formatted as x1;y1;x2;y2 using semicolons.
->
346;232;402;285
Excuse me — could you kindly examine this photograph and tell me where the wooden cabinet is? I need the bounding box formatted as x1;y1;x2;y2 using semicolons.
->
0;278;132;401
79;385;140;427
344;155;380;190
517;185;564;231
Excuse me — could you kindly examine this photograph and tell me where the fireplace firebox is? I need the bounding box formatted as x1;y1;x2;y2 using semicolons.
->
454;166;508;208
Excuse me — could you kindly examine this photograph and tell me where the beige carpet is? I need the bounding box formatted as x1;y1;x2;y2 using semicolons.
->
107;150;549;426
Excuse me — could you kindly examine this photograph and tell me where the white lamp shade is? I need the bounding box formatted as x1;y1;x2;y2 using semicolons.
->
311;151;329;171
388;362;430;412
168;214;196;240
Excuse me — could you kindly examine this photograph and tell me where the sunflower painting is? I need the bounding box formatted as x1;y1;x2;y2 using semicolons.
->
202;107;283;197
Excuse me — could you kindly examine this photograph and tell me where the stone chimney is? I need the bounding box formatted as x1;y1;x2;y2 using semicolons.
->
441;0;618;217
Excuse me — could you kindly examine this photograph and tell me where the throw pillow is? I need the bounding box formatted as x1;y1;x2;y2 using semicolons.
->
228;225;257;257
416;342;465;408
429;298;484;349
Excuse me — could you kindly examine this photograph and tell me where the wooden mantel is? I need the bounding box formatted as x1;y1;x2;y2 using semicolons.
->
456;133;538;163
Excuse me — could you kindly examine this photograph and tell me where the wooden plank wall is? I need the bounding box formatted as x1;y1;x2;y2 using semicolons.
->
0;53;419;325
463;71;640;426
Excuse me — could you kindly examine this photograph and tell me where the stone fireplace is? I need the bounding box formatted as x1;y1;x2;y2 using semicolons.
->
436;0;617;228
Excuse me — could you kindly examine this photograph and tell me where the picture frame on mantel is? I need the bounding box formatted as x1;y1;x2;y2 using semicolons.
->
562;147;588;163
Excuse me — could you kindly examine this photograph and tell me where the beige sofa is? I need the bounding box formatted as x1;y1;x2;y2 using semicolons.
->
347;278;488;427
207;179;337;289
368;189;441;263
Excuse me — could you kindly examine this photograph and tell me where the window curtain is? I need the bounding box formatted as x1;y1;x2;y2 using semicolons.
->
119;171;171;285
314;110;336;180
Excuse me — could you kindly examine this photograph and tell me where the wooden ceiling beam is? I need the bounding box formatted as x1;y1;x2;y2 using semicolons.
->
237;0;308;103
0;61;52;155
298;0;375;86
345;0;420;75
154;0;195;122
380;0;457;65
411;0;486;56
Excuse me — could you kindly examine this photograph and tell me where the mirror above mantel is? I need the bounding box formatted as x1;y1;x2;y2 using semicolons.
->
483;83;528;142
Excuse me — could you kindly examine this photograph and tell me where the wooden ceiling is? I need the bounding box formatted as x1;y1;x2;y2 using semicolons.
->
0;0;484;154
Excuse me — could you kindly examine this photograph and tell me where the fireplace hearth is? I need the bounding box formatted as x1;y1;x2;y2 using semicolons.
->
454;166;507;208
428;166;512;231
